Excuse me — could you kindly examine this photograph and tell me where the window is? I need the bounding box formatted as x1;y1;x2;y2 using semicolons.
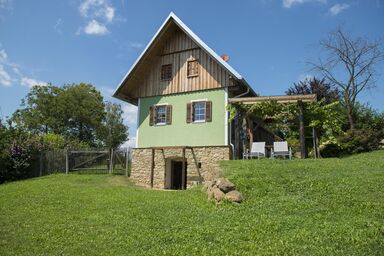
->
156;105;167;124
186;101;212;123
149;105;172;126
161;64;172;81
193;102;206;122
187;60;199;77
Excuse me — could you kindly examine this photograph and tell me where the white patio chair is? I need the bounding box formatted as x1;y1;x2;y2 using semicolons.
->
243;142;266;160
271;141;292;160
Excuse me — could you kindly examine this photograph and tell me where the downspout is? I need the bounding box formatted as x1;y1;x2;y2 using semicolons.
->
229;85;250;159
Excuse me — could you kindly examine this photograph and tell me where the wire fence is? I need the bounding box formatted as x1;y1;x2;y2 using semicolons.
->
34;148;132;177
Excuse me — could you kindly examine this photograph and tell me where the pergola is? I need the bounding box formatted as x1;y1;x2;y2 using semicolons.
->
228;94;317;158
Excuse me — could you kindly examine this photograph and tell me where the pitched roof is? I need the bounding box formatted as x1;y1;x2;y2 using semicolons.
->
113;12;256;104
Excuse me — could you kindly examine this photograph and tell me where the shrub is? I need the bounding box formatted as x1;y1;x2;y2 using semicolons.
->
320;129;383;157
338;129;383;155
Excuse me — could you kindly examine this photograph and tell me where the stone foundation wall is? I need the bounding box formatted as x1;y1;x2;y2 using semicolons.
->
131;146;231;189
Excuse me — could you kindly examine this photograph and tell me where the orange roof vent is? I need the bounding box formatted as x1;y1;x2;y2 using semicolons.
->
221;54;230;62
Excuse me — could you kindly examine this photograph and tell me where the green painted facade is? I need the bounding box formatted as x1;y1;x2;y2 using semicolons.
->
137;89;227;147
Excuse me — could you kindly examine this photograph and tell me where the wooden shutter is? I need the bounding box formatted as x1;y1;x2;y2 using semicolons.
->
205;101;212;122
149;106;154;126
186;103;192;123
166;105;172;125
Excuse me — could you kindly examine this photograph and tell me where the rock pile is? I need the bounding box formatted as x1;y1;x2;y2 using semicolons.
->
204;178;243;203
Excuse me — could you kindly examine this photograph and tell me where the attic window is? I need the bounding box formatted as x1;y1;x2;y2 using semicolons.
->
161;64;172;81
187;60;199;77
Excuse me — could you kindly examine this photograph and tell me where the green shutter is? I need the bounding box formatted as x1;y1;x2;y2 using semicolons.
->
149;106;154;126
166;105;172;125
186;103;192;123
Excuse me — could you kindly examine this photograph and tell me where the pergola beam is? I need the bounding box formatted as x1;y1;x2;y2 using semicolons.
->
228;94;317;104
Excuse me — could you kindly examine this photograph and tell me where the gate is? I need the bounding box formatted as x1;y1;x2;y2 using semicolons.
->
67;148;130;175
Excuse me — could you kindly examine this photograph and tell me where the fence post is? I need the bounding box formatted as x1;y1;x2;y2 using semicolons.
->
39;152;43;176
125;148;129;177
110;148;114;174
65;149;69;174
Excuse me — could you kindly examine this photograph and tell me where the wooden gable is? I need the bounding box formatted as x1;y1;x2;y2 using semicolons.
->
114;13;255;105
131;27;235;99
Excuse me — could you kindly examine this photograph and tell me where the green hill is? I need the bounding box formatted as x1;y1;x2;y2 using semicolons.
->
1;151;383;255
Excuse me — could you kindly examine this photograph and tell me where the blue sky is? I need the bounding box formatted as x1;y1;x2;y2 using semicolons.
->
0;0;383;146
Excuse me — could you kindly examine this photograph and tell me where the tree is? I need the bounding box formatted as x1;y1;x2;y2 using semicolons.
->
12;83;105;146
311;29;383;130
98;102;129;149
12;84;63;134
286;77;340;104
60;83;105;145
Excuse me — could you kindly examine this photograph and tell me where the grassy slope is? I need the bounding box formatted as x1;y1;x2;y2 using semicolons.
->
0;151;383;255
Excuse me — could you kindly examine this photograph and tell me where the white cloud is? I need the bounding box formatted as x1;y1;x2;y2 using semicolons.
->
121;137;136;149
20;77;48;88
122;104;138;127
79;0;115;23
0;0;12;9
104;6;115;22
12;66;20;75
53;18;63;34
129;42;144;49
0;65;12;86
0;47;46;88
78;0;117;36
0;49;7;62
0;48;12;86
121;104;138;149
100;86;115;96
84;19;108;35
329;3;350;15
283;0;326;8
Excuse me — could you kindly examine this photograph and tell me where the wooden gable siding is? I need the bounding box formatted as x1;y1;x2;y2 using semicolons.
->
131;28;233;98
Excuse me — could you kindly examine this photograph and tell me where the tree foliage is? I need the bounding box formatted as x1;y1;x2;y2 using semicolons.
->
229;100;342;140
12;83;106;146
286;77;340;104
12;84;63;134
60;83;105;145
97;102;129;149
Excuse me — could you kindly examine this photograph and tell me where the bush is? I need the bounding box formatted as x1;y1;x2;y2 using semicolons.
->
320;129;383;157
0;133;45;183
338;129;383;155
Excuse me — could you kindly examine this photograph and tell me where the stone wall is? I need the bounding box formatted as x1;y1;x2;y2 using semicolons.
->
131;146;231;189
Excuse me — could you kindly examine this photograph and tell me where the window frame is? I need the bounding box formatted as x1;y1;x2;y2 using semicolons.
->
187;59;199;78
154;105;167;125
161;64;172;81
192;101;206;123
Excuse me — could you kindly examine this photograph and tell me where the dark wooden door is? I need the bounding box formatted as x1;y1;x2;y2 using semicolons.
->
171;161;186;190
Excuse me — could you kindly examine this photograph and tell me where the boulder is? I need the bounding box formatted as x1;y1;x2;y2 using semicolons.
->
202;181;212;191
212;187;225;202
217;178;235;193
207;188;214;201
225;190;243;203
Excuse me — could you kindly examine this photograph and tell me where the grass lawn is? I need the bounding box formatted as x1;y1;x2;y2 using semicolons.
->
1;151;383;255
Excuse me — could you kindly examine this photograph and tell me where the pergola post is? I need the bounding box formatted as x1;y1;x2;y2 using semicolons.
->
246;116;254;152
298;100;307;159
